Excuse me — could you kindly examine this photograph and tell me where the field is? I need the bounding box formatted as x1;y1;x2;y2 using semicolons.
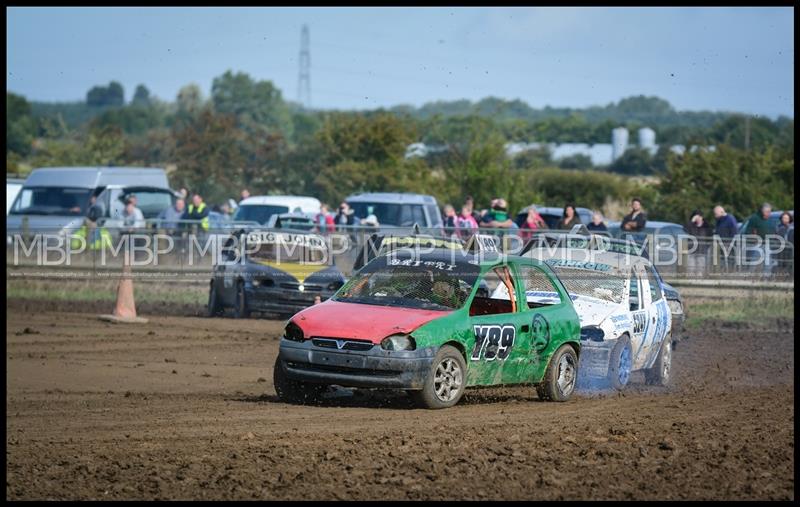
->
5;288;794;500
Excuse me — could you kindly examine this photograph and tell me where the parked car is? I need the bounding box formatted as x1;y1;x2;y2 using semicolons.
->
264;212;316;232
515;205;594;230
233;195;321;226
6;178;24;215
208;229;345;319
526;244;673;390
345;192;443;230
7;166;174;239
274;249;582;408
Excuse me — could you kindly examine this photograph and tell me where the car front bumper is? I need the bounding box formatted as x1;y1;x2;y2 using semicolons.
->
577;339;614;379
277;338;436;389
245;287;335;316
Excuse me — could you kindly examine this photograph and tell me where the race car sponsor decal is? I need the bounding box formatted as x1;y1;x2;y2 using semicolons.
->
610;314;632;331
632;311;647;336
471;324;515;361
544;259;612;272
387;257;456;271
247;231;326;248
524;290;578;302
531;313;551;352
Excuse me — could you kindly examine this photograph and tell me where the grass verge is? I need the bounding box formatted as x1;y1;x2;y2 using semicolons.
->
685;294;794;329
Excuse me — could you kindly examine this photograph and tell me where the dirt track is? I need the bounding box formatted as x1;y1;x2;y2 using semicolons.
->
6;304;794;500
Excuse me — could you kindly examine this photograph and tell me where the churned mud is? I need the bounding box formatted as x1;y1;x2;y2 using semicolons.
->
6;308;794;500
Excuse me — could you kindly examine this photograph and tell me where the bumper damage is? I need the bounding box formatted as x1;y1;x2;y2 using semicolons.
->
277;338;436;389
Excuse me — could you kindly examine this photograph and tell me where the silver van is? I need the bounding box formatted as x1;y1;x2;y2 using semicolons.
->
344;192;443;230
7;166;176;238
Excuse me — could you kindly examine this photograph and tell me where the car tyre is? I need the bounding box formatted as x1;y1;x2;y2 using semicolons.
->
644;335;672;386
411;345;466;409
607;335;633;391
536;344;578;402
273;356;326;405
207;282;224;317
234;281;250;319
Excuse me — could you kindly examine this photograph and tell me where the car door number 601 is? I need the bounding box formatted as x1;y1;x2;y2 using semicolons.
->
471;325;516;361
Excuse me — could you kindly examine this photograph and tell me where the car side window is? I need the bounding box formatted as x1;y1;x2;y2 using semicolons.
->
411;205;426;226
518;265;561;308
645;265;663;302
629;272;641;312
470;266;517;316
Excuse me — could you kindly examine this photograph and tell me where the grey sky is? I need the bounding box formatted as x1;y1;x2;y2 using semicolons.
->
6;7;794;117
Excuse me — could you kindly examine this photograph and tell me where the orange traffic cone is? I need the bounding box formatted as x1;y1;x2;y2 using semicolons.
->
99;248;148;324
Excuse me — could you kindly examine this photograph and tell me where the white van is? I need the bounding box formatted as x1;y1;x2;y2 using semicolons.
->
232;195;321;225
7;178;24;215
7;166;176;237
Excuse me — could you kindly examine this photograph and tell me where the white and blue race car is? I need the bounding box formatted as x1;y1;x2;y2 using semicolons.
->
523;246;673;390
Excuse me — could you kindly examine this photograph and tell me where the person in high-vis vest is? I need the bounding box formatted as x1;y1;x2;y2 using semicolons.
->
71;205;113;251
183;193;210;232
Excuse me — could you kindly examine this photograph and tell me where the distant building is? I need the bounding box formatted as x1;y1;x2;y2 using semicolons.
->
638;127;657;156
612;127;629;161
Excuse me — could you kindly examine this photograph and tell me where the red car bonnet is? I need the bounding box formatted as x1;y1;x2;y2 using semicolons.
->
291;300;452;344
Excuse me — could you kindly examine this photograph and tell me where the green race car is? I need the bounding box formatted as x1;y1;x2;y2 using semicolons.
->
275;249;582;408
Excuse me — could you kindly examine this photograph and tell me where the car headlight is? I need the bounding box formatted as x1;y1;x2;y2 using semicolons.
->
580;326;605;342
380;334;416;351
284;321;305;342
251;278;274;288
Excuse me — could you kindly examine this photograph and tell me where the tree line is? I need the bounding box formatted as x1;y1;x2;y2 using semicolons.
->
6;71;795;224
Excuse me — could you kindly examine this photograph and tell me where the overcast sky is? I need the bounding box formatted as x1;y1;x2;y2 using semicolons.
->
6;7;795;117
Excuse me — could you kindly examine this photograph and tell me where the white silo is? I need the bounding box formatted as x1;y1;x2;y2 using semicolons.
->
611;127;629;161
638;127;656;149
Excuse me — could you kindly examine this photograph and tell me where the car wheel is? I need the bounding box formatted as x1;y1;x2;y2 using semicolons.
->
234;281;250;319
273;355;326;405
411;345;466;409
644;336;672;386
536;344;578;402
607;335;632;391
207;282;224;317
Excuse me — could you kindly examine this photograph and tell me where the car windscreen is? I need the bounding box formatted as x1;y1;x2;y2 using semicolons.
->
245;232;327;264
121;190;174;219
10;187;94;216
333;255;480;311
347;202;426;227
233;204;290;224
544;259;626;304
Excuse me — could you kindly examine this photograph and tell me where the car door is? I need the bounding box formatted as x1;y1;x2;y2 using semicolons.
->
640;264;672;369
217;233;243;306
628;267;649;366
465;264;532;386
508;261;574;384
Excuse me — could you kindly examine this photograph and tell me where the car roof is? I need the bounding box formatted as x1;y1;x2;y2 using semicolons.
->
345;192;438;205
378;249;554;271
23;166;169;189
526;247;651;276
239;195;321;210
518;205;593;215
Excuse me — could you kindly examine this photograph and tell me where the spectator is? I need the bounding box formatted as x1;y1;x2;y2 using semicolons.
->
777;211;794;242
456;205;479;239
464;195;482;224
520;206;547;242
712;205;738;238
240;189;250;203
314;204;335;233
219;201;233;216
442;204;459;234
480;198;513;229
587;211;608;232
361;206;379;227
71;204;112;251
743;203;773;238
158;198;185;232
556;203;582;230
184;194;210;232
122;196;145;231
621;197;647;232
178;188;189;200
686;209;712;238
335;202;356;228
